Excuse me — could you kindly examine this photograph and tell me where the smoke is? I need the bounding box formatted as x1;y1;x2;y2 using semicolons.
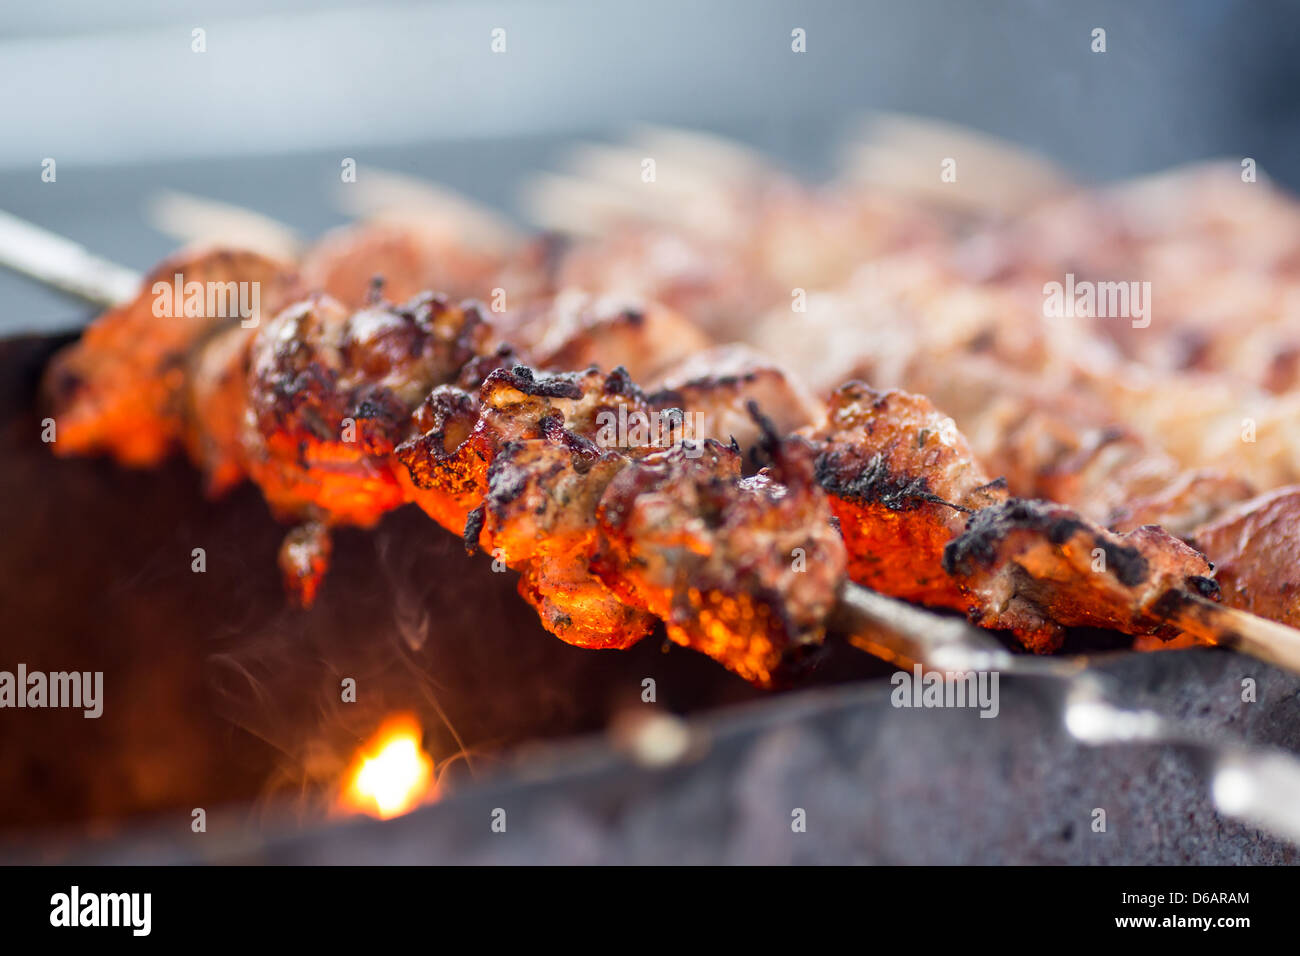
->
204;511;480;820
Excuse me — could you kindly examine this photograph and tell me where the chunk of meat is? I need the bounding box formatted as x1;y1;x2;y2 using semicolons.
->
299;220;508;309
506;289;713;382
812;383;1004;610
1192;487;1300;626
944;500;1218;652
243;291;493;526
595;435;846;686
648;344;825;460
44;247;299;466
808;382;1218;652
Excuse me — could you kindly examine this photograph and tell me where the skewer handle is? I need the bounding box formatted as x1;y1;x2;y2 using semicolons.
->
831;581;1003;671
831;581;1082;678
1177;592;1300;675
0;209;140;307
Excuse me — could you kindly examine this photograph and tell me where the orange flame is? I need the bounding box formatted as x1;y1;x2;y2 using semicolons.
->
340;713;436;819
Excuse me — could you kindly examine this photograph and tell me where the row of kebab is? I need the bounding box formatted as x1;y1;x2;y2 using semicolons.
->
41;129;1300;685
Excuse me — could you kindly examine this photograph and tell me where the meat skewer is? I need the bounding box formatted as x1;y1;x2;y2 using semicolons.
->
521;129;1300;638
24;211;714;599
5;225;1057;681
751;275;1300;629
147;160;1300;502
395;357;1300;679
13;214;1300;684
7;224;1166;656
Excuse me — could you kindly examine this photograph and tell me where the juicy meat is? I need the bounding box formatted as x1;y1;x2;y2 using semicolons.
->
238;290;501;605
397;363;846;683
813;383;1004;610
480;439;655;649
595;436;846;686
1192;487;1300;627
243;291;495;526
393;383;494;535
503;289;713;382
44;247;300;466
944;500;1217;652
809;382;1218;652
401;364;667;650
648;344;825;462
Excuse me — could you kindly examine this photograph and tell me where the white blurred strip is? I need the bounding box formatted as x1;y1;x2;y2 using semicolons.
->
328;169;523;250
838;111;1072;213
1214;752;1300;845
0;209;140;306
146;190;301;258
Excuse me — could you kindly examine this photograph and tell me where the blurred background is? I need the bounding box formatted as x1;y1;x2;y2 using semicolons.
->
2;0;1298;333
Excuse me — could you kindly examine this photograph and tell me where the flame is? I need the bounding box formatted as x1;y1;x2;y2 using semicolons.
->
341;713;436;819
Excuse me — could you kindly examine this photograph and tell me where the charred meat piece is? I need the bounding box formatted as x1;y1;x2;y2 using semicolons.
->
595;436;846;686
44;247;300;466
398;362;845;682
400;364;669;650
812;383;1004;611
944;500;1217;652
243;291;495;527
648;344;825;464
1192;487;1300;628
810;382;1217;652
238;291;500;605
480;440;656;650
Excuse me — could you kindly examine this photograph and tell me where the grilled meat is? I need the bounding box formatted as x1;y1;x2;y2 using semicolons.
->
1191;487;1300;628
43;247;300;466
647;344;825;463
808;383;1217;653
399;363;845;684
243;291;495;526
595;431;844;685
497;288;713;383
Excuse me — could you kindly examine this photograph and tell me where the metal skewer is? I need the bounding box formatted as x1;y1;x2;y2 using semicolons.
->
0;209;141;308
830;580;1300;846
